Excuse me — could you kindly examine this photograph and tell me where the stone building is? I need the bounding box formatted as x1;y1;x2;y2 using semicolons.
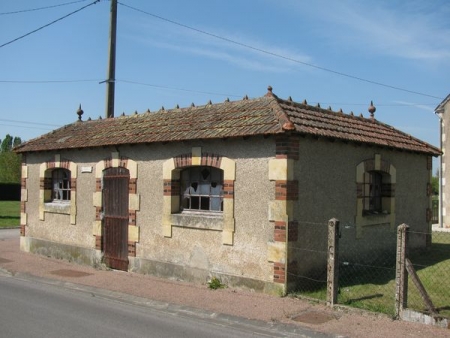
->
15;87;440;294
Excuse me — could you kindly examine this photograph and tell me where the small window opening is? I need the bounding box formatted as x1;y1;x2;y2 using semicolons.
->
181;166;223;212
52;169;71;202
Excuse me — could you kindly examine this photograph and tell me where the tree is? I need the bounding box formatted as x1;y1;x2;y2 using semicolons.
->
431;169;439;196
0;134;22;183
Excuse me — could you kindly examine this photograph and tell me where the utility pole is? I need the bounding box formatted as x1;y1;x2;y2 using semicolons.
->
105;0;117;118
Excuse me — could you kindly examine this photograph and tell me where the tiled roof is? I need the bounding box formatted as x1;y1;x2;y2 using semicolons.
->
15;88;441;156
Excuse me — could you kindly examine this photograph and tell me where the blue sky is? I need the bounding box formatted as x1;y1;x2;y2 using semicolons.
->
1;0;449;165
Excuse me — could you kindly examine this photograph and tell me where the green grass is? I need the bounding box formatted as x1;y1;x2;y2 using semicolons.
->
293;233;450;318
0;200;20;228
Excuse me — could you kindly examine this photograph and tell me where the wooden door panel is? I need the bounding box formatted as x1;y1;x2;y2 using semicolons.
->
103;167;129;271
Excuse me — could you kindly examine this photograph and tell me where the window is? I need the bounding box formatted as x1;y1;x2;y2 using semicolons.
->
52;169;71;202
362;171;382;214
180;166;223;212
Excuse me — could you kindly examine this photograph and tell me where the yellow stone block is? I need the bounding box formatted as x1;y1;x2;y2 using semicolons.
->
163;159;175;180
20;212;27;225
128;225;139;242
129;194;140;211
95;160;105;178
267;242;286;263
222;230;234;245
21;165;28;179
21;189;28;202
92;221;102;236
112;151;120;168
192;147;202;165
163;224;172;237
93;191;102;207
128;159;138;179
70;162;77;178
220;157;236;180
268;158;294;181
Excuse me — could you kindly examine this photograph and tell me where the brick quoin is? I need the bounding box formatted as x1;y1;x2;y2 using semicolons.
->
275;180;298;200
275;136;299;160
274;221;287;242
128;241;136;257
273;262;286;283
223;180;234;199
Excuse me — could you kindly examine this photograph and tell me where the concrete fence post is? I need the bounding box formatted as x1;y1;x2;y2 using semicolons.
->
327;218;340;307
395;223;409;318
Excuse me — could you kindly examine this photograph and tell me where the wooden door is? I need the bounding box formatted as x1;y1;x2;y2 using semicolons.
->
102;167;129;271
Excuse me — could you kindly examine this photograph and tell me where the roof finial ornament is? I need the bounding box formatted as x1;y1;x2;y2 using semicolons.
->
76;104;84;122
368;100;376;119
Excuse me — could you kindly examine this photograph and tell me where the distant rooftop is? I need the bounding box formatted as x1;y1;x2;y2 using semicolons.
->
15;86;441;157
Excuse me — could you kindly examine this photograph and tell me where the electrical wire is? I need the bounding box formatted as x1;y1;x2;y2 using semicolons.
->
0;0;90;15
0;119;61;127
118;2;444;101
0;0;101;49
116;79;242;98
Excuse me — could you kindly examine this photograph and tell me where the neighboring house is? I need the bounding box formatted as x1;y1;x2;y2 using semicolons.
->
15;87;440;295
435;94;450;228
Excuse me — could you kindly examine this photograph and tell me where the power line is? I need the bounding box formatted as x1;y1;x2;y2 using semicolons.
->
0;78;438;107
0;0;101;49
0;119;61;127
117;79;242;98
0;0;90;15
0;79;101;84
118;2;444;101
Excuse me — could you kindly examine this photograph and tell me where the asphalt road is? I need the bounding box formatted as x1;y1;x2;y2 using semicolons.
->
0;273;328;338
0;228;19;240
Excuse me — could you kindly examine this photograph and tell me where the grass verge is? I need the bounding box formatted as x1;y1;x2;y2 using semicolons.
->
0;200;20;228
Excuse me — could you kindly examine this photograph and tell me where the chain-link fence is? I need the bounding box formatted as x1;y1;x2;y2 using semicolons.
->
406;229;450;319
287;221;328;301
288;219;450;321
338;222;397;316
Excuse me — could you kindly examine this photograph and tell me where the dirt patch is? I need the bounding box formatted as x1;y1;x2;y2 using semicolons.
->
0;257;13;264
50;269;93;278
292;311;336;324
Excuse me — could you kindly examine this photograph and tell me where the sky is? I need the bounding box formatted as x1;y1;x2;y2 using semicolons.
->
1;0;449;169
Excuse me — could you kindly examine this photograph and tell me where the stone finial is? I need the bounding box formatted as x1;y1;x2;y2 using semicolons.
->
224;97;230;102
303;99;307;105
76;104;84;122
316;103;320;108
368;101;376;119
147;108;151;113
265;85;274;97
207;100;212;105
243;95;249;100
288;96;293;102
191;102;195;107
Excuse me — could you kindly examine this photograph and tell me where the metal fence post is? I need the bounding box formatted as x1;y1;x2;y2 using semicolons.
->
327;218;340;307
395;223;409;318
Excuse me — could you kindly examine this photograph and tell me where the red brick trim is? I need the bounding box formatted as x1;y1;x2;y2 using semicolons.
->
96;178;102;192
129;178;137;194
274;221;287;242
174;153;192;168
275;180;298;200
95;235;102;250
273;262;286;283
163;179;180;196
275;136;299;160
95;206;102;221
128;241;136;257
20;224;26;237
129;210;136;226
223;180;234;199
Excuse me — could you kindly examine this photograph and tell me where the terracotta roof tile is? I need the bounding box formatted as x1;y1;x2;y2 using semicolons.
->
15;91;440;156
